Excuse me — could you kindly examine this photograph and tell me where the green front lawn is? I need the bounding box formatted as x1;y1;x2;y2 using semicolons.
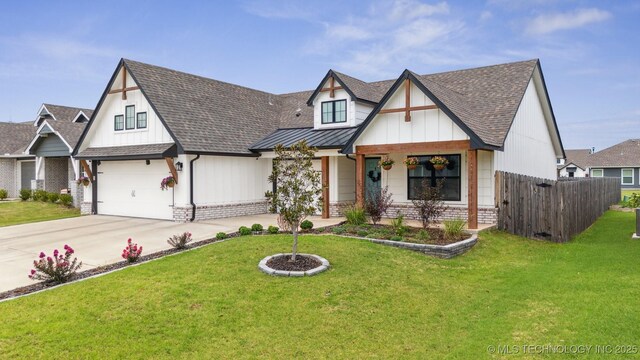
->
0;211;638;358
0;201;80;227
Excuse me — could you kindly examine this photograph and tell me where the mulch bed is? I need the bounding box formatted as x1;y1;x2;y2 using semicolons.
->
316;223;470;245
0;232;242;302
266;255;321;271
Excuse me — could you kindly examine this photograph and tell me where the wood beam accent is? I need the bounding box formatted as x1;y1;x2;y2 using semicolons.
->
321;156;330;219
405;79;411;122
319;76;343;98
165;157;178;185
356;140;470;155
355;154;365;208
467;149;478;230
107;66;140;99
80;160;93;182
378;105;438;114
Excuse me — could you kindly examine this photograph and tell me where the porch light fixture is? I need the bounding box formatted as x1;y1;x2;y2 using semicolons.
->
145;160;150;165
175;162;183;172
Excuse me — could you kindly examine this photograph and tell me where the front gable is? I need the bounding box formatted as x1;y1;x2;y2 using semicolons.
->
26;121;72;157
75;62;175;154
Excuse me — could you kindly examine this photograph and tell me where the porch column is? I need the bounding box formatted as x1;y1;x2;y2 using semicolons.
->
355;153;365;207
467;149;478;230
321;156;330;219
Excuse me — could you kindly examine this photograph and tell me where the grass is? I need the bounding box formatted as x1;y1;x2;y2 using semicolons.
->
0;201;80;227
0;211;639;358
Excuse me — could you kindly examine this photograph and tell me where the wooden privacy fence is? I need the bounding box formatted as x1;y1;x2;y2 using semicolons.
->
495;171;621;242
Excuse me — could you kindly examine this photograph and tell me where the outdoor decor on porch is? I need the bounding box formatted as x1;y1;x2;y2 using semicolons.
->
403;157;420;170
379;156;395;170
76;176;90;187
160;176;175;190
429;156;449;171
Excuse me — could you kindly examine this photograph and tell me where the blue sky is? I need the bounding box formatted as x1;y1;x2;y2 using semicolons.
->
0;0;638;151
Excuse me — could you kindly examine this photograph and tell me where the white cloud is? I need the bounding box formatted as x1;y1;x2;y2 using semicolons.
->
526;8;612;35
479;10;493;21
387;0;450;21
325;24;372;41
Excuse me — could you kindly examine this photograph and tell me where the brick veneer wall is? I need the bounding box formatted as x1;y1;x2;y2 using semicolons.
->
81;202;92;215
0;159;16;198
44;158;69;193
173;201;269;222
386;204;497;224
70;182;84;208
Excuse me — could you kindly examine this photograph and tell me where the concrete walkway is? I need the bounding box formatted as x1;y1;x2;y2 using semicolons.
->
0;214;344;293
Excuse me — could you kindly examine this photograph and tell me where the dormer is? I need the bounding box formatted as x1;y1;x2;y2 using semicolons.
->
307;70;376;130
34;104;55;127
72;111;90;123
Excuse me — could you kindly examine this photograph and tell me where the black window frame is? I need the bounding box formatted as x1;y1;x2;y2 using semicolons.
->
136;112;147;129
407;154;462;202
125;105;135;130
114;114;124;131
321;99;347;124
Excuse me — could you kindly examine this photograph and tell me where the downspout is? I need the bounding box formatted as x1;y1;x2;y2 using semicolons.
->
189;154;201;222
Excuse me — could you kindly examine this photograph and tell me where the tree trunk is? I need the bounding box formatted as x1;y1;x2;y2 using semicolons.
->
291;224;299;262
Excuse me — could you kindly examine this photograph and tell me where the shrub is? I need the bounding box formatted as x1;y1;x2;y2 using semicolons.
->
390;235;403;241
390;213;407;236
216;232;227;240
300;220;313;231
33;189;48;202
357;230;369;237
122;238;143;263
239;226;252;236
19;189;32;201
59;194;73;207
344;204;367;225
417;229;430;242
267;225;279;234
251;223;264;232
29;245;81;284
623;193;640;208
0;189;7;200
444;218;467;239
168;231;193;249
364;186;393;225
411;179;446;229
332;226;345;234
47;192;60;203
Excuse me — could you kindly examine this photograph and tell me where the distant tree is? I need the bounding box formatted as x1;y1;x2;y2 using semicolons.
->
265;140;322;261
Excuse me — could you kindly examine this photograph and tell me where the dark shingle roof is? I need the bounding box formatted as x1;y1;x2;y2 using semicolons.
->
0;122;36;156
250;127;359;151
47;121;89;148
76;143;176;160
42;104;93;123
588;139;640;167
559;149;591;170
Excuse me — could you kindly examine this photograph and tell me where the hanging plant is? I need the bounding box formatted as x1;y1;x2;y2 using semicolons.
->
429;156;449;171
160;176;175;190
378;156;395;171
403;157;420;170
76;176;90;187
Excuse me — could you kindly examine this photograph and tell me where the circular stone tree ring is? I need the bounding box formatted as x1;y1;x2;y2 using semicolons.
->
258;253;330;277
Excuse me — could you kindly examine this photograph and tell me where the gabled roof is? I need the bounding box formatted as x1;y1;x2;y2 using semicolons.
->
34;104;93;126
559;149;591;170
0;122;35;156
588;139;640;167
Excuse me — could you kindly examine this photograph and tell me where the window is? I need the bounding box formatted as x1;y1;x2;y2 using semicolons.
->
556;158;564;165
136;112;147;129
125;105;135;130
114;115;124;131
591;169;603;177
408;154;461;201
321;100;347;124
622;168;634;185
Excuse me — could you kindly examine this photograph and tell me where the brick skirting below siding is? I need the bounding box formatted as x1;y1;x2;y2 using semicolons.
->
173;201;269;222
386;204;497;224
80;202;92;215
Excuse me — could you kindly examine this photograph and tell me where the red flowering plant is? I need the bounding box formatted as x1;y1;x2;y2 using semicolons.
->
28;245;82;284
122;238;143;263
160;176;175;190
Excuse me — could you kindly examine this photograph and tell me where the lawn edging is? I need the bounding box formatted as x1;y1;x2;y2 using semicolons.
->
258;253;330;277
336;233;478;258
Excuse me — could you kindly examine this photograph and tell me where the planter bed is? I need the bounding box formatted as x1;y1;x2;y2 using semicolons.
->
258;253;330;277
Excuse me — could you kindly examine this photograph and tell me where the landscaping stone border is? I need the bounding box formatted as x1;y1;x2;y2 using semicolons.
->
353;234;478;259
258;253;330;277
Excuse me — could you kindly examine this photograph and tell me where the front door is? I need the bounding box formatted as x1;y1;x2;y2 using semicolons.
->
364;157;381;200
20;161;35;190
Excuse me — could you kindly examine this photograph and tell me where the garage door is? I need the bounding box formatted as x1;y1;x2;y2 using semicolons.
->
97;160;174;220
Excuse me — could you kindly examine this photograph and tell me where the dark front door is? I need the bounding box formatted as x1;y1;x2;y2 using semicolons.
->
20;161;35;190
364;157;381;200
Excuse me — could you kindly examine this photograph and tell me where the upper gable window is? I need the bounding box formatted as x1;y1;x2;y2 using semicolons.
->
321;100;347;124
125;106;136;130
114;115;124;131
136;112;147;129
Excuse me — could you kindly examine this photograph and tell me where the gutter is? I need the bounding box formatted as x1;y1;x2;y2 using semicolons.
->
189;154;201;222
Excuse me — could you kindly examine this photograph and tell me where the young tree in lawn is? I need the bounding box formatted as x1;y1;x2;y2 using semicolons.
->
265;140;323;261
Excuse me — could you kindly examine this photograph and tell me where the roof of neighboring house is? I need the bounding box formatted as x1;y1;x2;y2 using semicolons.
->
559;149;592;170
588;139;640;167
250;127;359;151
46;121;89;149
0;122;36;156
39;104;94;123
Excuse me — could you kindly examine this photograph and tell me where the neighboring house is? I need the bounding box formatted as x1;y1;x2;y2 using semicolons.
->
0;122;36;198
588;139;640;189
72;58;564;229
558;149;592;178
23;104;93;206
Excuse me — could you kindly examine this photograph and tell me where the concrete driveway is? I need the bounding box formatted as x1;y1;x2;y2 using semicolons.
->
0;214;343;293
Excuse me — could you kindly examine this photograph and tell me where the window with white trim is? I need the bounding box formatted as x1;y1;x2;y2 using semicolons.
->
622;168;634;185
591;169;603;177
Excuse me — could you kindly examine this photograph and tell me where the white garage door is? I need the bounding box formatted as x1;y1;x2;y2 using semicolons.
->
98;160;174;220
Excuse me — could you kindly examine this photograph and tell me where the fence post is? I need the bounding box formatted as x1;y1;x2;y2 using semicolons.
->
634;209;640;239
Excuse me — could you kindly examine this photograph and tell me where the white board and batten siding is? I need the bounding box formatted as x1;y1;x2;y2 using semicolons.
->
78;67;174;152
312;82;374;129
493;78;560;180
